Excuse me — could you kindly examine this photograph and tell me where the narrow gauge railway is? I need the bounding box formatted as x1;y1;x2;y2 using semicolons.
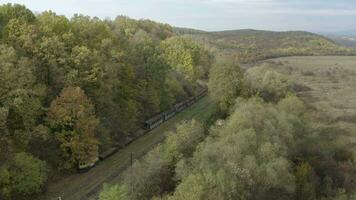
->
78;87;208;171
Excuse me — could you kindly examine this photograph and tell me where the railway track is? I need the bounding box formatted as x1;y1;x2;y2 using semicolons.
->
42;95;214;200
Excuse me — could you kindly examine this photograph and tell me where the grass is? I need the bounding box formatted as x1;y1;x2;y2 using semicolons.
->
266;56;356;151
41;96;216;200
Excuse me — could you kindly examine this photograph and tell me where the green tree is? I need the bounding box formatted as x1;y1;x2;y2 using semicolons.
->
245;65;291;102
99;184;128;200
295;162;317;200
169;97;310;200
208;58;244;112
0;3;35;34
0;152;48;200
161;36;206;81
162;120;204;164
0;45;45;149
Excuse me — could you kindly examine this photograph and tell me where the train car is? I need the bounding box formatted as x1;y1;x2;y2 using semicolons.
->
77;88;209;173
174;101;186;112
144;114;164;130
196;88;208;100
99;147;120;160
185;96;196;106
78;157;99;172
164;108;176;121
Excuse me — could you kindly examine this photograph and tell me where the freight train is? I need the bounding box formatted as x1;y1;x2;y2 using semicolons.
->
78;87;208;171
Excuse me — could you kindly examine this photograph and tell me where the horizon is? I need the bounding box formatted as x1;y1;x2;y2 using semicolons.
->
1;0;356;33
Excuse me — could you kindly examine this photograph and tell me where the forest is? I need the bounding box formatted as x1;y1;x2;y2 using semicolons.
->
0;3;356;200
0;3;213;199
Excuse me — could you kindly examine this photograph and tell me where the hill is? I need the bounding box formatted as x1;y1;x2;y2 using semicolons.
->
173;27;207;35
333;29;356;36
177;29;356;62
324;34;356;47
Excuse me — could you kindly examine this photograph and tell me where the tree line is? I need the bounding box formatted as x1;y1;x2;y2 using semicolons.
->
0;4;213;199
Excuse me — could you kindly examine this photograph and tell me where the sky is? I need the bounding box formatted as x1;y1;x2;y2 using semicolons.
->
1;0;356;32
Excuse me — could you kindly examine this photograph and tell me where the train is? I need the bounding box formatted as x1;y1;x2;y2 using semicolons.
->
78;87;208;172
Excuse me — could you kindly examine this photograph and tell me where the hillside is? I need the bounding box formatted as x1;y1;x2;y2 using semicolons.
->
173;27;207;35
324;34;356;47
176;28;356;62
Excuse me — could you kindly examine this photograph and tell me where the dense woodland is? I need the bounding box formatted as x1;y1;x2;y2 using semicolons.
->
0;3;356;200
0;4;213;199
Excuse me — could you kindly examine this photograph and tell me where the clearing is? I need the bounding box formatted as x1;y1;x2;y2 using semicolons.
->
41;96;216;200
267;56;356;151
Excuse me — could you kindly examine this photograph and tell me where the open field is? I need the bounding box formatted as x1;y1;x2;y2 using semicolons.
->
41;96;216;200
266;56;356;151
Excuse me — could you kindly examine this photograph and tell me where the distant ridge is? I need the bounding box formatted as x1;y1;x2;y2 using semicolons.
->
175;28;332;41
210;29;315;35
174;28;355;62
329;30;356;36
173;27;207;35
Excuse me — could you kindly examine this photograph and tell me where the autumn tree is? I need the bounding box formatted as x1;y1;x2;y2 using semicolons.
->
46;86;99;169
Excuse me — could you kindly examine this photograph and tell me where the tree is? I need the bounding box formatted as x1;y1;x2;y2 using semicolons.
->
168;96;311;200
208;58;244;113
0;45;45;150
245;65;291;102
99;184;128;200
295;162;317;200
117;120;205;200
161;36;207;81
322;176;334;198
162;120;204;164
0;152;48;200
168;173;206;200
46;86;99;169
0;3;35;34
125;147;171;200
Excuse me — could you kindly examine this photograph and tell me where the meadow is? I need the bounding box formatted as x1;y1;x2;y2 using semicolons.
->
267;56;356;151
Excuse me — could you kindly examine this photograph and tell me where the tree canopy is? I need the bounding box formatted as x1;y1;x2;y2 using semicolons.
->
0;4;212;198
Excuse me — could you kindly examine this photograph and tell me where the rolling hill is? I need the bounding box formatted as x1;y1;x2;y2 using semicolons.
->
175;28;356;62
324;34;356;47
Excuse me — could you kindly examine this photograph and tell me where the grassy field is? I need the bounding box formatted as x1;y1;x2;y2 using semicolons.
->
41;96;216;200
266;56;356;151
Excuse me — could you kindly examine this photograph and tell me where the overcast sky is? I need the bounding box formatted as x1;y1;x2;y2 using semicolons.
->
1;0;355;32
